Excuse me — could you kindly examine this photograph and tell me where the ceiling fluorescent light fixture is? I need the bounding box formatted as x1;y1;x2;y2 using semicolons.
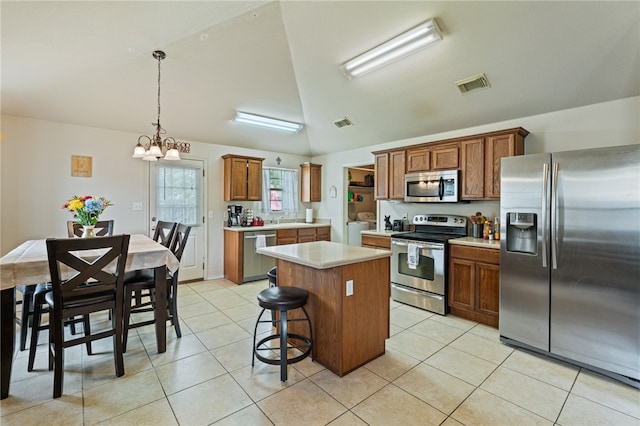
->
234;111;303;133
340;18;443;79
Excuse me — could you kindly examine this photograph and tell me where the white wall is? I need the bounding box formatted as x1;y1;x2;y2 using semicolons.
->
312;97;640;242
0;116;311;279
2;97;638;276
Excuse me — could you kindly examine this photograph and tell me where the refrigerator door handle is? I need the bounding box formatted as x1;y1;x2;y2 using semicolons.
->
541;162;549;268
551;162;559;269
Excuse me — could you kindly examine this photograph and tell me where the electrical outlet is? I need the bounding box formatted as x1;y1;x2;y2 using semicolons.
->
402;212;408;220
346;280;354;296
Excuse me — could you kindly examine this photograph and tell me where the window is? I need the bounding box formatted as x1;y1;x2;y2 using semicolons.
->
261;168;298;214
154;164;200;226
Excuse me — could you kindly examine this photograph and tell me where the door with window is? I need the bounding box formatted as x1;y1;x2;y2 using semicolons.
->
150;159;205;281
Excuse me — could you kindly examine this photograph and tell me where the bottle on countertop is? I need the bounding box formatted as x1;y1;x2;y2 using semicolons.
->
494;217;500;240
483;220;492;239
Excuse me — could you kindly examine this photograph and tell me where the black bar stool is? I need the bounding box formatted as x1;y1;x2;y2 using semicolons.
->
252;286;313;382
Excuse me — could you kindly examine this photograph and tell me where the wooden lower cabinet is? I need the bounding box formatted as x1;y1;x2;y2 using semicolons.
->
361;234;391;250
223;230;243;284
448;245;500;327
316;226;331;241
276;256;390;376
276;226;331;245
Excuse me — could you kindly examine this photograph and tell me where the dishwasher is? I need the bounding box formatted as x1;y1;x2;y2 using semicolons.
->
243;230;277;282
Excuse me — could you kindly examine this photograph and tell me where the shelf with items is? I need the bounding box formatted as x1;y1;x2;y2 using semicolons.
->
347;186;372;203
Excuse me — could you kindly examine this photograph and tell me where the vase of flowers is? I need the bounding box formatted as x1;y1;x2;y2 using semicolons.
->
62;195;112;237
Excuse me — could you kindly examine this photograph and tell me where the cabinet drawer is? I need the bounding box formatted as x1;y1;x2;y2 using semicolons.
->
450;245;500;264
316;226;330;236
277;229;297;238
298;228;317;237
362;234;391;249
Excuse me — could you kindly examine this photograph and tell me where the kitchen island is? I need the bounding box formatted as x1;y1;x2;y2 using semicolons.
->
257;241;391;377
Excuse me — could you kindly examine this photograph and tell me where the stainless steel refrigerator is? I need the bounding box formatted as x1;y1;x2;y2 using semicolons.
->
500;144;639;387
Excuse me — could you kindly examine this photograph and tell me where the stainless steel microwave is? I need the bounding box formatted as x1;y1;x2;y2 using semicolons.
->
404;170;460;202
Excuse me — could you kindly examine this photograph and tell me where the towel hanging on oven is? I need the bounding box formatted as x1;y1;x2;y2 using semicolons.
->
407;243;419;269
255;234;266;252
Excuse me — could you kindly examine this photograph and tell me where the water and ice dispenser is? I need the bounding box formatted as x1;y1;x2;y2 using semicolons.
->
505;212;537;255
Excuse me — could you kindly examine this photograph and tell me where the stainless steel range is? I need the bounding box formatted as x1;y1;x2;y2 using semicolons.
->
391;214;467;314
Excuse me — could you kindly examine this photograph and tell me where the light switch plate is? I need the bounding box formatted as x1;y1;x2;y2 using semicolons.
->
346;280;353;296
132;202;143;211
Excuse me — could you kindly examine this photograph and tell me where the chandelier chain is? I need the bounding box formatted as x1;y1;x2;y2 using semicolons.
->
132;50;190;161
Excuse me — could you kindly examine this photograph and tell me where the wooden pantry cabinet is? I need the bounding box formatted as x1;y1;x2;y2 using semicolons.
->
300;163;322;202
448;245;500;327
373;150;405;200
222;154;264;201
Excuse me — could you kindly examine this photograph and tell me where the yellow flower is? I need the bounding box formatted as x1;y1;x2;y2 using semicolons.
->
68;199;84;211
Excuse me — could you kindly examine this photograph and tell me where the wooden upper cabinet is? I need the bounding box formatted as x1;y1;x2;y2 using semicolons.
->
222;154;264;201
431;143;459;170
373;150;405;200
374;153;389;200
406;147;431;172
461;138;486;199
300;163;322;202
485;132;525;198
373;127;527;201
389;150;406;199
460;128;528;200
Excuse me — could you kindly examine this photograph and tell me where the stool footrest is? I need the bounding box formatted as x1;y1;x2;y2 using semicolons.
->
254;334;312;366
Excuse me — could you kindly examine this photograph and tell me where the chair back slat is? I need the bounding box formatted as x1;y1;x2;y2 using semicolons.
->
170;224;192;262
153;221;177;247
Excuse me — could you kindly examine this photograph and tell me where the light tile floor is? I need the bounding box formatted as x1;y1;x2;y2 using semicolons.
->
2;278;639;425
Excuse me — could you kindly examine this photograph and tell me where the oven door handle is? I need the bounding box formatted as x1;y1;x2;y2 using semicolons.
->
391;240;444;250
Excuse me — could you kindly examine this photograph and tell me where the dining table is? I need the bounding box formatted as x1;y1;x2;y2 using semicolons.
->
0;233;180;399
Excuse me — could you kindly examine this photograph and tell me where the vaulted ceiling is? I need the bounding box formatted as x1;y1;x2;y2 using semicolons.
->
2;1;638;156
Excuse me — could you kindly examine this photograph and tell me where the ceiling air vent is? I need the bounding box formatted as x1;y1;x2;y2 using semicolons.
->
455;73;490;94
334;117;353;128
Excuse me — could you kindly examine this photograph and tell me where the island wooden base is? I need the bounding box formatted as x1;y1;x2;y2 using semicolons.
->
275;256;390;377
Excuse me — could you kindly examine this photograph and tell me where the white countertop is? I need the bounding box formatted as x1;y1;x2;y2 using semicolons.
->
257;241;391;269
361;230;398;237
224;222;330;232
449;237;501;249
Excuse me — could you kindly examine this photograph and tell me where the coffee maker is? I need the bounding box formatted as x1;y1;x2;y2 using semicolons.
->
227;205;242;227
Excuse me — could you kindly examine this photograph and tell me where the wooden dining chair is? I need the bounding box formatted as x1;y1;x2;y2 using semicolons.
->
15;221;117;352
14;284;36;351
67;220;114;238
126;221;177;307
123;223;191;351
43;234;130;398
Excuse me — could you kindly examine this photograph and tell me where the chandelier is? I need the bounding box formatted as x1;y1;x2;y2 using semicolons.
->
132;50;190;161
